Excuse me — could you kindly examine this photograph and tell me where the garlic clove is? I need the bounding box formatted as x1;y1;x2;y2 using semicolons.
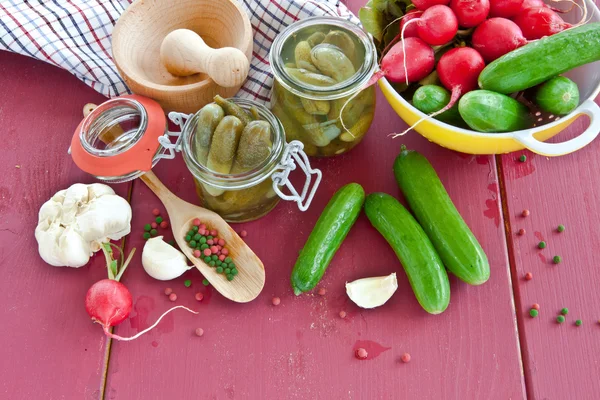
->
345;273;398;309
142;236;193;281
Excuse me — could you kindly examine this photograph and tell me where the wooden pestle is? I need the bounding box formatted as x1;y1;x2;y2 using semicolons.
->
159;29;250;88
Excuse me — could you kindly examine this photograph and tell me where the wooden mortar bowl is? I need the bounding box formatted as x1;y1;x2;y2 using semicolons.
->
112;0;253;114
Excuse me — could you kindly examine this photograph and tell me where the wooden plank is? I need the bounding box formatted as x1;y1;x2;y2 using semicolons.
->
500;98;600;400
0;51;131;399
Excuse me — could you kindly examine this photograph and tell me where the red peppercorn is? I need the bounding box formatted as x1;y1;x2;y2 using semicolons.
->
199;224;206;230
240;230;248;238
339;311;347;319
272;297;281;306
151;222;158;229
355;348;368;360
222;248;229;256
210;230;218;237
207;239;214;245
193;218;201;226
525;272;533;281
401;353;411;363
164;287;173;296
216;245;223;250
218;239;225;246
193;250;201;258
517;228;526;236
152;208;160;216
522;209;530;217
219;255;226;261
198;229;206;236
169;293;177;302
160;221;169;229
195;328;204;337
195;292;204;302
203;249;211;256
318;287;326;296
532;303;540;310
210;246;219;254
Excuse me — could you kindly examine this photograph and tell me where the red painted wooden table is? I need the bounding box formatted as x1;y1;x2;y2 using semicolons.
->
2;2;599;398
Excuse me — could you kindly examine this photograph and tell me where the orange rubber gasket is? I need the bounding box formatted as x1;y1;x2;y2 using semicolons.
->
71;94;166;178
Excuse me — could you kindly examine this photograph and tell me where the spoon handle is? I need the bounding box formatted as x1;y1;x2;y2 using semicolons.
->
140;171;179;207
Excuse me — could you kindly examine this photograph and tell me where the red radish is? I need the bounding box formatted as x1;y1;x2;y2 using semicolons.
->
86;244;198;341
489;0;524;18
472;18;528;62
437;47;485;111
400;10;423;38
513;7;571;39
450;0;490;28
520;0;570;13
380;37;435;83
412;0;451;10
391;47;485;138
413;5;459;45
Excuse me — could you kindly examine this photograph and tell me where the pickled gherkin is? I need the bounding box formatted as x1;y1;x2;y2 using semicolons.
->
214;95;255;126
194;103;225;165
231;121;272;173
310;44;356;83
206;116;244;174
285;68;337;87
306;31;326;47
295;41;318;72
322;30;355;60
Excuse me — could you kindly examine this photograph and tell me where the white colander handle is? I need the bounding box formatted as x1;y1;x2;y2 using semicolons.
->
511;100;600;157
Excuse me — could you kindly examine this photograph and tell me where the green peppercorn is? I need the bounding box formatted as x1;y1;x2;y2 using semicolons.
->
231;268;238;276
156;216;163;224
538;241;546;249
200;237;207;244
204;256;211;263
561;308;569;315
189;240;197;247
185;235;192;242
225;268;231;274
143;232;151;240
228;263;236;269
202;279;210;286
216;260;222;267
188;230;195;236
207;236;213;240
227;274;234;281
201;244;209;250
184;279;191;288
553;256;562;264
209;260;216;267
168;240;176;246
150;229;158;237
529;309;538;318
557;315;565;323
193;226;199;232
216;267;224;273
144;224;152;232
211;255;218;261
194;233;201;241
225;257;232;264
575;319;582;326
557;224;565;232
519;155;527;162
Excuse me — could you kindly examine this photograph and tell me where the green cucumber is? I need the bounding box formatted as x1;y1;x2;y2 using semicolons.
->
364;193;450;314
458;90;532;133
412;85;465;127
394;149;490;285
291;183;365;295
479;23;600;93
534;76;580;115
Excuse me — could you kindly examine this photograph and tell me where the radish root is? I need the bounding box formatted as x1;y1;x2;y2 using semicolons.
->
102;306;199;341
400;19;419;86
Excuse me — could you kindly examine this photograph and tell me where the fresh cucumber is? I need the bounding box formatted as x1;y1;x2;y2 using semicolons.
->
534;76;580;115
394;149;490;285
412;85;465;127
478;23;600;93
458;90;532;133
291;183;365;295
364;193;450;314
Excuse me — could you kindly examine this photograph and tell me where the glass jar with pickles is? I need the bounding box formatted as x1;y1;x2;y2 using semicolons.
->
180;96;321;222
269;17;378;157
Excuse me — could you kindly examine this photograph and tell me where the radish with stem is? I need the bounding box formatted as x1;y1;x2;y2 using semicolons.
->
472;18;528;62
86;243;197;341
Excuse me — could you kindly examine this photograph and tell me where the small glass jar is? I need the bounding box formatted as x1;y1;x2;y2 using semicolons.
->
180;98;319;223
269;17;378;157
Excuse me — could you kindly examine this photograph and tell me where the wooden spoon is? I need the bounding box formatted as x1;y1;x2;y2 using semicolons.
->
140;171;265;303
82;104;265;303
159;29;250;88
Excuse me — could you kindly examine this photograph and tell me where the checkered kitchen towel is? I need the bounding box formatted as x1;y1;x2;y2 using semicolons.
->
0;0;359;105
